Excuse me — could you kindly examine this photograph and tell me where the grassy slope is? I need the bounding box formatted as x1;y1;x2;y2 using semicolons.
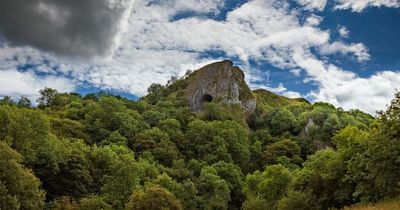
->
343;200;400;210
253;89;310;111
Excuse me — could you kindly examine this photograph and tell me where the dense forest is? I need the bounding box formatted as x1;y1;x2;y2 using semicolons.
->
1;69;400;210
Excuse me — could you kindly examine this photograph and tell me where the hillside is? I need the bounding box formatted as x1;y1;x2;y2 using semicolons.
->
149;60;312;127
253;89;310;110
0;60;399;210
344;200;400;210
161;60;308;113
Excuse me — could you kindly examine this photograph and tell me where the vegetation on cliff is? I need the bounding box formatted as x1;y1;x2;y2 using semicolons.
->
0;61;398;210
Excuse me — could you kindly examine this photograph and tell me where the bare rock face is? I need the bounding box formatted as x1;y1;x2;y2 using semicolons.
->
186;60;256;112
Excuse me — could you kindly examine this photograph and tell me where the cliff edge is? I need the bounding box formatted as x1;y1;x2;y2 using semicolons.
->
185;60;256;112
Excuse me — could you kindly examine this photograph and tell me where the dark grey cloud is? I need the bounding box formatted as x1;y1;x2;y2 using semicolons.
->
0;0;130;57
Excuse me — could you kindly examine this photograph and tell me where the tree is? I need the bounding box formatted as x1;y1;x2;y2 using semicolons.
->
0;141;45;210
146;83;165;105
378;91;400;136
84;97;148;143
210;161;245;209
250;129;273;145
197;166;231;210
50;118;89;142
94;145;141;209
242;164;292;210
134;127;169;152
333;126;371;202
184;120;250;169
322;113;341;139
277;190;315;210
125;186;182;210
43;139;94;200
247;139;263;172
325;92;400;202
52;196;80;210
142;110;168;127
102;131;128;146
4;107;50;165
0;96;14;106
0;84;387;210
265;108;298;136
333;125;369;154
17;96;32;108
291;149;352;209
149;173;200;210
51;93;81;107
153;139;181;166
149;173;181;196
348;92;400;201
248;106;267;129
37;87;58;108
65;101;84;120
261;139;302;169
93;145;159;209
80;195;112;210
147;83;164;94
158;118;184;146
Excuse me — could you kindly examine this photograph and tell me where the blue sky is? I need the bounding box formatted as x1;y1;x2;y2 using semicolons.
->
0;0;399;114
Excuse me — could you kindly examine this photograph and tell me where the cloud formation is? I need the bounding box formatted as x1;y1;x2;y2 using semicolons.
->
295;0;327;11
339;26;350;37
0;0;133;57
0;69;75;99
312;71;400;115
0;0;399;114
335;0;400;12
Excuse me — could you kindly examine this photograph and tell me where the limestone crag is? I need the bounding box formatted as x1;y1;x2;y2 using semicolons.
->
186;60;256;112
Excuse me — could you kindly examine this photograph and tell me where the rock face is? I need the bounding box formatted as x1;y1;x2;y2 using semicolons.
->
186;60;256;112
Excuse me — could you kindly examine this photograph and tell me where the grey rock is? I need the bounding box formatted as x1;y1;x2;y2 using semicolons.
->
186;60;256;112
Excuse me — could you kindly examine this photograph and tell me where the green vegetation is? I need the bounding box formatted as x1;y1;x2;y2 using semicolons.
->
0;75;399;209
343;199;400;210
253;89;310;110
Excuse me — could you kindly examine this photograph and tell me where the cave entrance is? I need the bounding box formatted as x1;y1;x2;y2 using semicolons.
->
201;94;213;106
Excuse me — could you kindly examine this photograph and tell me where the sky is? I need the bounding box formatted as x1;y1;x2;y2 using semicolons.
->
0;0;399;115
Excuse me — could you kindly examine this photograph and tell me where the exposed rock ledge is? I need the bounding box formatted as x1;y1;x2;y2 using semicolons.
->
186;60;256;112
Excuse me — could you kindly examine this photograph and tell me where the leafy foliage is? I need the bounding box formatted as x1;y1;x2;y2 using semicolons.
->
125;186;182;210
0;83;397;210
0;141;45;210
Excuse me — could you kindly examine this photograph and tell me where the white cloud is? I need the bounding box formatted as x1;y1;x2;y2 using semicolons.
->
296;0;327;11
290;69;302;77
335;0;400;12
283;91;302;98
305;14;323;26
0;0;396;115
0;69;76;99
267;83;287;93
319;42;370;62
311;71;400;115
250;82;302;99
289;50;399;114
339;26;349;37
173;0;225;14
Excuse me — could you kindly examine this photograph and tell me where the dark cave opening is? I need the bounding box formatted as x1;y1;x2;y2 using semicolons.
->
201;94;213;105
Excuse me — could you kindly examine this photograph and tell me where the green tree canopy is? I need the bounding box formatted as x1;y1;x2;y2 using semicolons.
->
0;141;45;210
265;108;298;136
243;164;292;210
125;186;182;210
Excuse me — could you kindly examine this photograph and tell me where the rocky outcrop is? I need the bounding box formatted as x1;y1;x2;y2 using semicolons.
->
186;60;256;112
304;118;314;138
